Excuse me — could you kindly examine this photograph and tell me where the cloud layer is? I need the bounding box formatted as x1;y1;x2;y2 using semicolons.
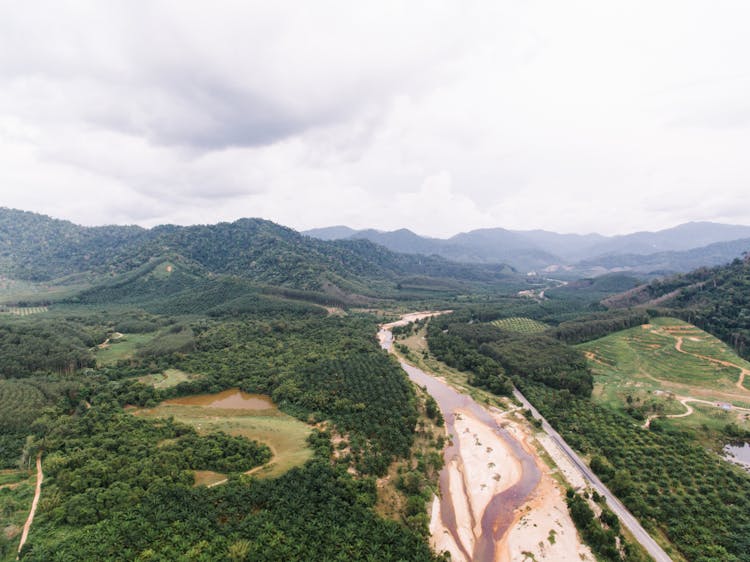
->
1;1;749;236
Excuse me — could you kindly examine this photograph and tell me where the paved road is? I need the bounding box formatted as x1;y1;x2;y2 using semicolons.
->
513;389;673;562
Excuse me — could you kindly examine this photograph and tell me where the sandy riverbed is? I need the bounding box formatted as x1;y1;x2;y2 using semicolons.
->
428;407;591;561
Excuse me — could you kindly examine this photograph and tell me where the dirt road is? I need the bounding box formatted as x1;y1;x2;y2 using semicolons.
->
16;453;43;559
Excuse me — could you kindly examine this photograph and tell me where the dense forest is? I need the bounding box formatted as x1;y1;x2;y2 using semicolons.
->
0;208;520;298
427;313;594;397
0;295;444;560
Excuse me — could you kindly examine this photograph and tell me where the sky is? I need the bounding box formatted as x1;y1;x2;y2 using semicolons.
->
1;1;749;238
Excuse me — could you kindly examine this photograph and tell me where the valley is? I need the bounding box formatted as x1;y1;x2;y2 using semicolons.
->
2;209;750;561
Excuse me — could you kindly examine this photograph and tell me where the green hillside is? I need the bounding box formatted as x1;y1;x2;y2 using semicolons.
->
580;317;750;412
604;257;750;360
0;208;520;301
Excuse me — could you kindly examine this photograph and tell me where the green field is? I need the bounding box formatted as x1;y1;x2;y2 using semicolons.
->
490;316;548;334
579;317;750;429
134;400;313;481
138;369;198;389
95;333;155;365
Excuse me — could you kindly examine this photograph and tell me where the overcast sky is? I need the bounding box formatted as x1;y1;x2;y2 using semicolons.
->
1;1;749;237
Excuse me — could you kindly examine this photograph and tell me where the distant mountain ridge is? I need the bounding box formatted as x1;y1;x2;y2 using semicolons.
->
0;208;519;302
304;221;750;275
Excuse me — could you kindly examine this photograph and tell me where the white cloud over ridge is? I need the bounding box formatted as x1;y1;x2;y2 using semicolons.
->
1;0;749;236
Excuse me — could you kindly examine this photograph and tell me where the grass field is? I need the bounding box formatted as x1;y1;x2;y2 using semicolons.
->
0;469;36;560
138;369;198;389
490;317;548;334
579;317;750;434
96;333;155;365
134;398;312;482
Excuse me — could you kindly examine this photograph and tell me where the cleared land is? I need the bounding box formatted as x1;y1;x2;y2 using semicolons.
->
138;369;197;389
95;333;155;365
580;317;750;435
134;395;312;482
490;317;548;334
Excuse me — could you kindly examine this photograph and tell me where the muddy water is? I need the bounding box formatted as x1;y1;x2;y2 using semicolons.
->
380;325;540;561
164;388;276;410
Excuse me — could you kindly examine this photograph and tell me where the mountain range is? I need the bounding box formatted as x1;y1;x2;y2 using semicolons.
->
305;222;750;275
0;208;519;306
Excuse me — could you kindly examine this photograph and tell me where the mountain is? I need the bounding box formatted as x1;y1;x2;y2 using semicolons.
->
304;221;750;274
0;208;520;303
576;237;750;276
0;207;148;280
583;221;750;257
304;225;562;271
302;225;359;240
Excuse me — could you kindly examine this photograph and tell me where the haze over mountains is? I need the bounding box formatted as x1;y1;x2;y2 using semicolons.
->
305;222;750;275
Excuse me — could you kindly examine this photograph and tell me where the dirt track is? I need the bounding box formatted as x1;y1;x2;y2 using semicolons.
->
16;453;42;559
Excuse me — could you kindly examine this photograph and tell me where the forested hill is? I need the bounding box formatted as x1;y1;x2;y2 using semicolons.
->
0;208;517;295
604;255;750;358
0;207;147;280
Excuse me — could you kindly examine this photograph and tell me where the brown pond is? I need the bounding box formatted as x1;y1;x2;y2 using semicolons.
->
164;388;276;410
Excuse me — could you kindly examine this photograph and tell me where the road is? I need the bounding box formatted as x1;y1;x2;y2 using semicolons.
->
513;389;673;562
17;453;43;559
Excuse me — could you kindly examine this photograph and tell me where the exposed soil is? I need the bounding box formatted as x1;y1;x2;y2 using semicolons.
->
16;453;42;558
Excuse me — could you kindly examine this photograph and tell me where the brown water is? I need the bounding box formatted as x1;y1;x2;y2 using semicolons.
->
164;388;276;410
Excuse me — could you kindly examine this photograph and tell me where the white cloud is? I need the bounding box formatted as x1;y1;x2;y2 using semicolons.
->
1;0;749;236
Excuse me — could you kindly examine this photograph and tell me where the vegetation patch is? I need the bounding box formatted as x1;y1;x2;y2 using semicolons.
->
135;397;313;479
580;317;750;409
0;306;48;316
0;469;36;559
95;332;156;365
490;317;548;334
137;369;197;389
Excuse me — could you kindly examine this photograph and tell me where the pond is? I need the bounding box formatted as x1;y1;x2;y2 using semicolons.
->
724;442;750;470
164;388;276;410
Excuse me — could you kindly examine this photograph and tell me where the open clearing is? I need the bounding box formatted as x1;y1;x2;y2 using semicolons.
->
580;317;750;431
138;369;198;389
95;332;155;365
134;391;312;481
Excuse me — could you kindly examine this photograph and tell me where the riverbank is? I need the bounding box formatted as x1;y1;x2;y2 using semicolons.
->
380;314;593;561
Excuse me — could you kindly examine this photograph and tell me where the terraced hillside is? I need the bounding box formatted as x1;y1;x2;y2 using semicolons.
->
580;317;750;432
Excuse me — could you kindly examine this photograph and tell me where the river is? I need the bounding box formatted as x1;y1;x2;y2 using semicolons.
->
379;317;540;561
